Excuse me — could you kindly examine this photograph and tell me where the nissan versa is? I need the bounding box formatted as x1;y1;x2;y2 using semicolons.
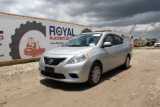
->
39;31;132;86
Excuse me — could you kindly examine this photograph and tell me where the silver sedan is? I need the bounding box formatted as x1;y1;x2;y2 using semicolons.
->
39;31;132;86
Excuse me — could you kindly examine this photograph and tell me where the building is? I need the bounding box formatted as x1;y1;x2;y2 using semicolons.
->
134;38;146;47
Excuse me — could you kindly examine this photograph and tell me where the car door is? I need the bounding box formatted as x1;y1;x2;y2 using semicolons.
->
113;34;127;66
102;34;119;72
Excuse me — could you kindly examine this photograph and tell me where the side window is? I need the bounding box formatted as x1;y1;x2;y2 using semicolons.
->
104;34;123;46
113;34;123;45
104;34;114;45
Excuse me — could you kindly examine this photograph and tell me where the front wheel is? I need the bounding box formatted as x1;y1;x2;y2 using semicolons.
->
123;56;130;69
88;63;102;86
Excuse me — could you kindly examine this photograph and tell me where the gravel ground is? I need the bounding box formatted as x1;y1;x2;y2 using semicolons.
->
0;49;160;107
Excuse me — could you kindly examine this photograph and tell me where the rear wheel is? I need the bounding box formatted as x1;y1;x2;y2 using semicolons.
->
123;56;130;69
88;63;102;86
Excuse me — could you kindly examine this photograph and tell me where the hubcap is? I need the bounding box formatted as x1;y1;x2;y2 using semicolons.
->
92;66;101;83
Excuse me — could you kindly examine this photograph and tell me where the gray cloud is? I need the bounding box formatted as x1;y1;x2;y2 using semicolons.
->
90;11;160;27
64;0;160;26
3;0;159;27
0;0;18;11
0;0;160;38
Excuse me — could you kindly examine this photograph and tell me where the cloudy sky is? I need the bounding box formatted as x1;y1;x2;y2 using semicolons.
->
0;0;160;38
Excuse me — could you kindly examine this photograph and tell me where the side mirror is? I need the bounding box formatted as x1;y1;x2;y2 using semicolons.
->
89;43;96;46
102;42;112;47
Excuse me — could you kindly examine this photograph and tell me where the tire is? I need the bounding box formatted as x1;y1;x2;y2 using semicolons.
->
88;63;102;86
123;56;130;69
9;21;46;59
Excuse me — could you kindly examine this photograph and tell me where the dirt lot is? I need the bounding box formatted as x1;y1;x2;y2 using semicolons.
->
0;49;160;107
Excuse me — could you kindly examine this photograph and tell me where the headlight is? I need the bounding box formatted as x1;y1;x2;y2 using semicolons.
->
67;53;89;64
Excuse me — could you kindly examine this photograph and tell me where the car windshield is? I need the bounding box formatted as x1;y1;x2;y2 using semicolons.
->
63;33;102;47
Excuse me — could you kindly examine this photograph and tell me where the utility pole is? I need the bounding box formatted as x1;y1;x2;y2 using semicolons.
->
139;22;155;38
129;24;136;34
139;22;155;46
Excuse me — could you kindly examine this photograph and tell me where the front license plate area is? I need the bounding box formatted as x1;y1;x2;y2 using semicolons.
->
45;67;54;73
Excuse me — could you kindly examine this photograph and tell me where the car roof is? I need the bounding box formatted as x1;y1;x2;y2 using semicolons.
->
82;32;106;35
82;30;133;36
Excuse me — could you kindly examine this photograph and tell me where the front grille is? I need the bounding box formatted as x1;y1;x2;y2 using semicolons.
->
41;71;65;79
44;57;66;65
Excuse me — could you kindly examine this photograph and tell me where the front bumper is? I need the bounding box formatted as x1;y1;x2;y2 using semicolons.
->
39;55;92;83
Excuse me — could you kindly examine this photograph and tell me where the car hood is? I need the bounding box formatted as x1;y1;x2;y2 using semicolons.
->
45;47;94;55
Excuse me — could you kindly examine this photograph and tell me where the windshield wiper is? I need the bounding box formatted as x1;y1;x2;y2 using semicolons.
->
67;45;82;47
